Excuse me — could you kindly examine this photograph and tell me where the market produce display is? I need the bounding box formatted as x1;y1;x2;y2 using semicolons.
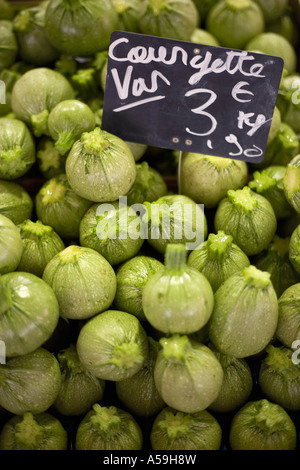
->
0;0;300;452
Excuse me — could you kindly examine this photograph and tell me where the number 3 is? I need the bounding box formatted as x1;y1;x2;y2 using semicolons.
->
185;88;217;137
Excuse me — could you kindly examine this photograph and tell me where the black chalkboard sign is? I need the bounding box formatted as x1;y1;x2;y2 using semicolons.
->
101;31;284;163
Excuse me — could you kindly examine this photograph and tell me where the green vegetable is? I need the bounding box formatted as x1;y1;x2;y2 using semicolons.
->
142;244;214;334
206;0;265;49
139;0;199;41
229;399;297;450
154;335;223;413
0;117;35;180
48;99;96;156
88;96;104;118
245;32;297;75
54;53;78;78
0;411;68;450
43;245;116;320
214;186;277;256
209;265;278;358
126;161;168;206
0;20;17;71
283;154;300;214
114;255;164;321
75;404;143;450
71;67;100;102
0;348;62;415
37;137;67;179
126;141;148;162
266;11;298;46
112;0;148;32
0;213;23;274
258;123;299;169
188;231;250;292
12;3;59;66
252;0;288;23
79;201;144;266
35;173;92;240
76;310;149;381
192;0;219;20
181;153;248;208
73;69;98;100
190;27;220;46
44;0;119;57
17;219;65;278
65;127;136;202
98;59;108;92
53;344;105;416
0;0;15;20
209;347;253;413
266;105;282;145
93;107;103;128
9;61;33;75
11;67;75;137
258;344;300;411
92;50;109;75
142;194;208;254
289;224;300;275
0;271;59;357
116;337;165;417
253;235;299;297
0;68;20;117
249;166;294;219
150;407;222;450
276;74;300;134
92;53;108;96
276;283;300;348
282;212;300;238
0;180;33;225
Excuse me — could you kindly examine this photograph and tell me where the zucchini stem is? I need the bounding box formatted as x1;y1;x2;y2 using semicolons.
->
254;399;289;432
159;335;191;361
158;410;192;439
227;186;258;212
242;265;271;288
55;131;75;156
15;413;44;448
81;127;109;154
31;110;50;137
90;404;121;432
110;342;144;369
206;231;233;261
165;244;187;270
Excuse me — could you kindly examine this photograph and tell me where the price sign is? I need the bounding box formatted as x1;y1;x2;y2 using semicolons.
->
102;31;284;163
